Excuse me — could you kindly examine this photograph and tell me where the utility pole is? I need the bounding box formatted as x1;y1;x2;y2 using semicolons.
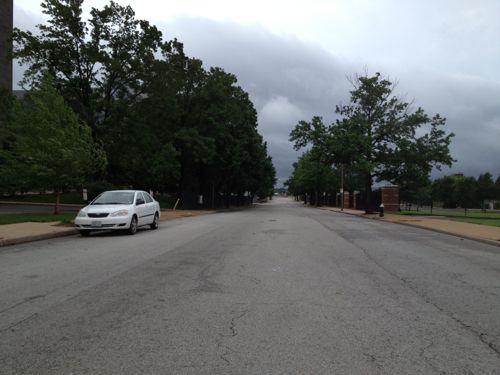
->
0;0;13;93
340;164;344;211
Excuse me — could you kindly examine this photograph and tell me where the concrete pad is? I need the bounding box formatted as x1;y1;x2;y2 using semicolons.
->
0;222;77;246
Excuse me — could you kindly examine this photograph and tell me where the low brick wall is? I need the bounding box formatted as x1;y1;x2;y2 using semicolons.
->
381;186;399;212
343;193;350;208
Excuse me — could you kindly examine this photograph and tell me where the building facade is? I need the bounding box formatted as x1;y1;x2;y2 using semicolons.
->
0;0;13;92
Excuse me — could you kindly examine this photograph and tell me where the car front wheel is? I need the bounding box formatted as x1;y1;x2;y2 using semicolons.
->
128;216;138;235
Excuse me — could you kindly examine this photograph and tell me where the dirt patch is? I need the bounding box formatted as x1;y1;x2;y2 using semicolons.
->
160;209;214;221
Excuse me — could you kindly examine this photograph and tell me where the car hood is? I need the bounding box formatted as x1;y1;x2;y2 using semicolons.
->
83;204;133;213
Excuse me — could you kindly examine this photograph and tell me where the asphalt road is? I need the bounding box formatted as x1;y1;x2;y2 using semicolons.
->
1;197;500;374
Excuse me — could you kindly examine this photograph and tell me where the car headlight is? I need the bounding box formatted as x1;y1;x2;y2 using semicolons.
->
77;210;87;217
110;209;129;217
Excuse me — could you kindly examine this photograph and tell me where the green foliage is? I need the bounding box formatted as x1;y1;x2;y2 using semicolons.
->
10;0;276;205
289;72;455;211
455;175;478;213
3;75;106;194
13;0;164;130
432;173;479;210
0;88;16;193
496;175;500;200
285;151;338;200
477;173;496;204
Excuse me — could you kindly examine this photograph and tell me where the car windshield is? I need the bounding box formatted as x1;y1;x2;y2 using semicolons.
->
91;191;135;205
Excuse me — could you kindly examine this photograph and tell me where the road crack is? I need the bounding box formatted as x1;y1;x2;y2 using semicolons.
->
312;216;500;358
358;242;500;358
216;308;249;366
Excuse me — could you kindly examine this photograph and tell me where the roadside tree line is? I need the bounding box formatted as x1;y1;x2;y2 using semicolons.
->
286;72;455;212
0;0;276;209
416;172;500;212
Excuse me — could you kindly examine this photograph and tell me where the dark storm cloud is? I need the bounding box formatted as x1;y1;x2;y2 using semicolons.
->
13;7;500;184
396;70;500;178
161;17;352;184
162;17;500;182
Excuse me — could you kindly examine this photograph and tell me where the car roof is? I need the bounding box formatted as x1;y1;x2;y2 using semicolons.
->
104;190;142;193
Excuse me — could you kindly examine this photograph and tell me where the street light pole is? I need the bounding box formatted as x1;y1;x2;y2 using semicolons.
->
340;164;344;211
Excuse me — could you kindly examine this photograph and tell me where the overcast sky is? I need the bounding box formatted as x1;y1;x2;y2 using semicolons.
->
13;0;500;185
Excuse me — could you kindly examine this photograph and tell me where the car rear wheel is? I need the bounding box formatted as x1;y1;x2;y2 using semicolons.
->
128;216;138;235
79;230;91;237
150;212;159;230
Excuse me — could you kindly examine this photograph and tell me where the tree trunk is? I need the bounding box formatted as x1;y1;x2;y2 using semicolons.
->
364;173;372;214
54;190;60;215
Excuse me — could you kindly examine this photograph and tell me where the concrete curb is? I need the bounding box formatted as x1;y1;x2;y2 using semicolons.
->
0;228;78;247
319;207;500;249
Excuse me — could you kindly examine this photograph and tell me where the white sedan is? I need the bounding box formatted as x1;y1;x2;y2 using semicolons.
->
75;190;161;236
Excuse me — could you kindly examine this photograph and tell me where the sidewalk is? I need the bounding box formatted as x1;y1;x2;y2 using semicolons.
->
0;222;77;246
319;207;500;247
0;209;214;247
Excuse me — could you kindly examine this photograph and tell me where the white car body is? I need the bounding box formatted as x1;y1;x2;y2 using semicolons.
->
75;190;161;235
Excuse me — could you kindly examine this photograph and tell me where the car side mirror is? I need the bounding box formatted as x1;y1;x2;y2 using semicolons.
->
136;198;145;205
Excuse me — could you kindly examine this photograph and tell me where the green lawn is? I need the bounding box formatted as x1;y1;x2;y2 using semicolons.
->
399;209;500;219
397;208;500;228
0;192;84;205
0;213;75;225
451;218;500;228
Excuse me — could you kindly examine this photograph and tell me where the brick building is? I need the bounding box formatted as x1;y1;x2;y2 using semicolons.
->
0;0;13;92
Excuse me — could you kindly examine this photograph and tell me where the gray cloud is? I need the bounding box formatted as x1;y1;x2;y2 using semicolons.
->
163;17;500;183
161;18;352;184
13;6;500;185
395;70;500;178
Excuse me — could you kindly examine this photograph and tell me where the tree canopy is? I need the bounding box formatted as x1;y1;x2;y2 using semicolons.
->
7;0;276;207
289;72;455;212
1;75;106;212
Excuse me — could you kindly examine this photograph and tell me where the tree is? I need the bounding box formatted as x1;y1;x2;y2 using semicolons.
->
286;151;337;206
12;0;174;186
0;88;16;193
477;172;495;210
289;73;454;213
496;175;500;201
4;75;106;213
455;175;478;215
333;73;454;212
12;0;276;205
13;0;165;133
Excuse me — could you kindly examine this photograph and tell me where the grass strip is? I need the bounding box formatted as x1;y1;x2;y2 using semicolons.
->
0;213;75;225
451;218;500;228
399;210;500;220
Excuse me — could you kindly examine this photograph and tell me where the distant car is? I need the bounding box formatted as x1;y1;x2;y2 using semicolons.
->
74;190;160;236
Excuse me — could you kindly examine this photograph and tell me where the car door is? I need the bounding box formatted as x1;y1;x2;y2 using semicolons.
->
142;191;156;224
135;192;148;226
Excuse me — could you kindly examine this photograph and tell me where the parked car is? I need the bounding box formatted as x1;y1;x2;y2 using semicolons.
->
74;190;160;236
